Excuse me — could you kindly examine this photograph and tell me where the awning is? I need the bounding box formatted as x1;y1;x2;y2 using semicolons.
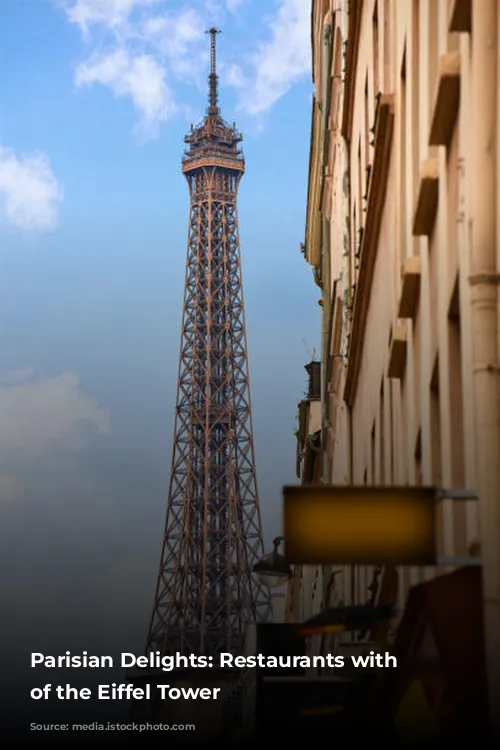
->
298;604;394;636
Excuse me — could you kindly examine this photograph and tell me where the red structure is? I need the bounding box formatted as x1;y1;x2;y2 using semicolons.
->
146;29;271;659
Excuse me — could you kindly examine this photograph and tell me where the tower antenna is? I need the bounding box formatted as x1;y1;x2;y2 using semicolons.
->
206;27;221;114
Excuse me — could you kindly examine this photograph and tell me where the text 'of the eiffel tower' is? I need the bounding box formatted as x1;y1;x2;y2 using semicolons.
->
146;28;271;659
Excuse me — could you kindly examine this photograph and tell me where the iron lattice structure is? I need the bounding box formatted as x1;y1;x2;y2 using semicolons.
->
146;29;271;658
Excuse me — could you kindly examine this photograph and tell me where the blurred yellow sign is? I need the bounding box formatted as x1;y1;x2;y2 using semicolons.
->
283;485;436;565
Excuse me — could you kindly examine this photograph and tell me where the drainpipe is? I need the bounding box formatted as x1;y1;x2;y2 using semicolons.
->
320;16;332;485
470;1;500;741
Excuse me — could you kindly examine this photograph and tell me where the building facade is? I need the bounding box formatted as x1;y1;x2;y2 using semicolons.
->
286;360;325;626
287;0;500;739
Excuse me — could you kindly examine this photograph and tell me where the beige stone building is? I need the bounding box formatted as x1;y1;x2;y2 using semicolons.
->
286;0;500;739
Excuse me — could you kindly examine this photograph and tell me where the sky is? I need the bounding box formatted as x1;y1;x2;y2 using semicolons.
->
0;0;319;711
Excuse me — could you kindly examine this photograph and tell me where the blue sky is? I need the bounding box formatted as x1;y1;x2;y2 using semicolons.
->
0;0;319;672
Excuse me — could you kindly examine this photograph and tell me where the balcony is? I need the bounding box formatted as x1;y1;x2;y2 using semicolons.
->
296;361;322;482
305;360;321;401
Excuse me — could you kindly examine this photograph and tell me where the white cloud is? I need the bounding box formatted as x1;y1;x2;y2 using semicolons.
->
63;1;205;135
141;8;202;55
240;0;311;116
0;146;63;232
76;50;176;137
58;0;311;134
225;0;247;11
138;8;205;83
221;61;245;88
0;370;110;459
63;0;160;35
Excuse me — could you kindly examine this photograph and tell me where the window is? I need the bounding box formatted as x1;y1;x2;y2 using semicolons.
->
411;0;420;259
373;1;380;94
448;281;467;555
388;379;395;482
371;422;376;484
379;381;385;484
414;430;422;485
364;75;370;169
428;3;438;140
383;0;391;90
430;358;441;486
400;48;407;261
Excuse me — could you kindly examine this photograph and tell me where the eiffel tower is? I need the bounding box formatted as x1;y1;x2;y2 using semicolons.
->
145;28;271;663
